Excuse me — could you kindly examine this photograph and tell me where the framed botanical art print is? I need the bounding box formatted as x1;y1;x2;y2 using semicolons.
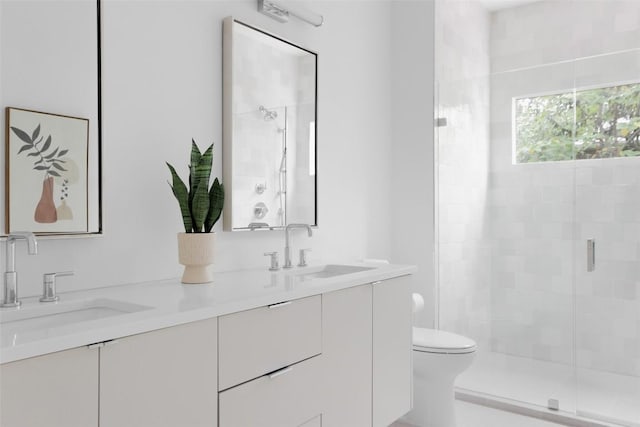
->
5;107;89;234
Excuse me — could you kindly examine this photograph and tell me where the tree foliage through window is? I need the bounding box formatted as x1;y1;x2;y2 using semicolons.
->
514;83;640;163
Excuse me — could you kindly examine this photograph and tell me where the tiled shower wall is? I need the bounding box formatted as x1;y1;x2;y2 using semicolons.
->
488;0;640;375
232;28;315;228
435;0;491;349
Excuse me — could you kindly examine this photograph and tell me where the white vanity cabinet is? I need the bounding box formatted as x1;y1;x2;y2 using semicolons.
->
0;318;218;427
219;355;323;426
322;284;373;426
321;276;412;427
0;269;414;427
99;317;218;427
0;346;99;427
218;295;323;427
373;275;413;427
218;295;321;391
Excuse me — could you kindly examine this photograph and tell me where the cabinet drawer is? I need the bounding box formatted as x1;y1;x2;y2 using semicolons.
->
218;295;321;390
219;355;323;427
300;415;322;427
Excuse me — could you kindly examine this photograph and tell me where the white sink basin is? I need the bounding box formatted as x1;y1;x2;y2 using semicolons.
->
0;298;151;334
294;264;376;279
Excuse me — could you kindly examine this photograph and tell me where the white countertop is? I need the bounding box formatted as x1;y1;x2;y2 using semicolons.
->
0;263;415;364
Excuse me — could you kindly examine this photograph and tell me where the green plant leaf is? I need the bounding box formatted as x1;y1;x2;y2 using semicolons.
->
58;149;69;156
10;126;32;144
51;162;67;171
34;165;48;170
191;179;210;232
31;124;40;141
205;178;224;232
27;152;39;157
190;139;202;169
166;162;193;232
41;135;52;153
48;170;61;177
189;140;202;202
189;142;213;221
194;144;213;192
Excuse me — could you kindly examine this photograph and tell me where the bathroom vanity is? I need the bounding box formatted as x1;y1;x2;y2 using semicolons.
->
0;263;414;427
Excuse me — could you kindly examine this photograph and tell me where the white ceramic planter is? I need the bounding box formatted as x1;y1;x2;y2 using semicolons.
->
177;232;215;284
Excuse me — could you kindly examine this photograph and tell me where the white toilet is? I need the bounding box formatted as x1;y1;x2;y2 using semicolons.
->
406;294;477;427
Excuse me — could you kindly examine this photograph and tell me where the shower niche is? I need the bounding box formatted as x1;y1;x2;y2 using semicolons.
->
222;17;317;231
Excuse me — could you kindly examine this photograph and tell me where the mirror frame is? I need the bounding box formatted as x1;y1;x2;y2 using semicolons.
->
1;0;102;238
222;16;318;231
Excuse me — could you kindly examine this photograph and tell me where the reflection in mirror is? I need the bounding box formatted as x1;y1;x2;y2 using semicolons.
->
223;17;317;231
0;0;101;236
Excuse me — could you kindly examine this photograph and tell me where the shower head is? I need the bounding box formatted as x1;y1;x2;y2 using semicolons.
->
259;105;278;121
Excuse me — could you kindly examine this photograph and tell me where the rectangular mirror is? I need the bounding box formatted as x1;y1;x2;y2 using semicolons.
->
222;17;317;231
1;0;102;236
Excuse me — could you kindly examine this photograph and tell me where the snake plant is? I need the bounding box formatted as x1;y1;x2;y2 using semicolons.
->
167;140;224;233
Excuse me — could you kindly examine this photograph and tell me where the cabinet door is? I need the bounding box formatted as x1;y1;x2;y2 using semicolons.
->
372;275;413;427
322;284;372;427
219;355;322;427
0;347;99;427
218;295;321;390
100;318;218;427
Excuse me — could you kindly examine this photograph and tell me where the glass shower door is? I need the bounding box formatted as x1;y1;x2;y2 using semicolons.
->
436;60;580;414
574;48;640;427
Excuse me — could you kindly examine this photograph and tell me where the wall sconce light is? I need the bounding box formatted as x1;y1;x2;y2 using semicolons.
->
258;0;324;27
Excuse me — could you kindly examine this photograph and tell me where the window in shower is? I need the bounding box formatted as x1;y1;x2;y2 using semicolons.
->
513;82;640;164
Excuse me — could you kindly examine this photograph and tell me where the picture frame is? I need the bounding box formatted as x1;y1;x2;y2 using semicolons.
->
5;107;89;234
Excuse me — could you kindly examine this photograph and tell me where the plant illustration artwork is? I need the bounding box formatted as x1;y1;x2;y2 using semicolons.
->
10;123;70;223
6;107;89;234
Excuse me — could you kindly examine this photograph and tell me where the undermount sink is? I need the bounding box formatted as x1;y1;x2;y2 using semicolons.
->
293;264;376;279
0;298;151;333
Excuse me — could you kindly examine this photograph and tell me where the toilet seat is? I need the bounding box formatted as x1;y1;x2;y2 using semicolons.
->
412;327;477;354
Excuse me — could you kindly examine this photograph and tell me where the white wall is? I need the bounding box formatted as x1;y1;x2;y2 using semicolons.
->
1;0;399;298
390;0;436;328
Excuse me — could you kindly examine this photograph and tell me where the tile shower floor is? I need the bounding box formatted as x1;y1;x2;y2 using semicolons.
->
456;351;640;427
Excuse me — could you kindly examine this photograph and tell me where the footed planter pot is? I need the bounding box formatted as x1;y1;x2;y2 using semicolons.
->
177;232;215;284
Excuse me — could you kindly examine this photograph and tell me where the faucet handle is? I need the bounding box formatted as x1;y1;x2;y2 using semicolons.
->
263;252;280;271
40;271;74;303
298;248;311;267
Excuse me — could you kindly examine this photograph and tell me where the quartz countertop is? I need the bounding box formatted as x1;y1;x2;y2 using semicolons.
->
0;262;415;364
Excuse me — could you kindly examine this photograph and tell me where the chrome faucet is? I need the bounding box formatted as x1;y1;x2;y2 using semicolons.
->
283;224;312;269
1;231;38;308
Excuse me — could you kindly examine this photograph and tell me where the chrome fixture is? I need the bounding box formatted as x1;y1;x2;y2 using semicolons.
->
248;222;274;230
298;248;311;267
587;239;596;272
259;105;278;121
258;0;324;27
283;223;312;269
435;117;448;127
255;182;267;194
254;202;269;219
1;231;38;308
40;271;74;303
264;252;280;271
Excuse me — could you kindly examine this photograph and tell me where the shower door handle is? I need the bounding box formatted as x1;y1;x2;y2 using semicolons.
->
587;239;595;272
